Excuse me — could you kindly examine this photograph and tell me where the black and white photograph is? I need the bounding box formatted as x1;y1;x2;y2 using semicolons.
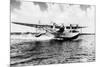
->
10;0;95;67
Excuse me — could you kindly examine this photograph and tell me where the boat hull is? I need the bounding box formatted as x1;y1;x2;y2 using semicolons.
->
55;33;80;40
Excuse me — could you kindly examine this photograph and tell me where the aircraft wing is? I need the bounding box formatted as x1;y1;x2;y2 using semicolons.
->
12;22;60;28
66;26;87;29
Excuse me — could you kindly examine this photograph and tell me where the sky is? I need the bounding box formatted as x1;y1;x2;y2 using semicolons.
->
11;0;95;33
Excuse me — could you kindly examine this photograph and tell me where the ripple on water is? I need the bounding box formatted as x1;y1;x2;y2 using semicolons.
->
10;35;95;67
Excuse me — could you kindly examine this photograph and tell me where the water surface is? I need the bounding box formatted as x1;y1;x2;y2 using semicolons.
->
10;35;95;67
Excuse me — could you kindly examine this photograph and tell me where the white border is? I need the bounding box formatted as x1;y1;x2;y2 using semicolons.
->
24;0;95;5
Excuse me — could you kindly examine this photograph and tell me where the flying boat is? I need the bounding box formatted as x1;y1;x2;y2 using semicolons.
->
11;21;87;40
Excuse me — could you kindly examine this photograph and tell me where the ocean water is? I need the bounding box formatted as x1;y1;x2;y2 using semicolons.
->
10;35;95;67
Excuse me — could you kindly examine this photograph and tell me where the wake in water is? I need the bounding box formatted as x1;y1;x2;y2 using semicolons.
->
10;35;95;67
